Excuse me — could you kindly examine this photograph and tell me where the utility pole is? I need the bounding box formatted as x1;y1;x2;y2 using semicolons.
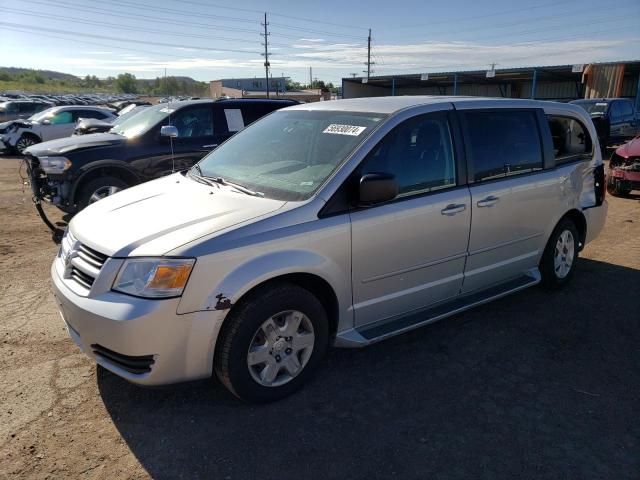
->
309;67;312;87
350;72;358;78
363;28;374;79
261;12;270;99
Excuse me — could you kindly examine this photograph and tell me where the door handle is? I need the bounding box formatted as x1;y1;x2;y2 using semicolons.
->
477;196;500;207
202;144;218;148
440;203;466;216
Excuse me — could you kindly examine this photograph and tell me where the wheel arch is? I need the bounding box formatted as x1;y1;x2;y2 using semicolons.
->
71;161;143;204
560;208;587;250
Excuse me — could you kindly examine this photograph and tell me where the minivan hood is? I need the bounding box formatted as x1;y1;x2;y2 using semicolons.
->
70;173;286;256
25;132;124;156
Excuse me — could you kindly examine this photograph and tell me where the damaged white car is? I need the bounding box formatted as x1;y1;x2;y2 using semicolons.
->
0;105;115;153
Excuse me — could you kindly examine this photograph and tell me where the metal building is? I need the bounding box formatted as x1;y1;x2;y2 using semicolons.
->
342;61;640;107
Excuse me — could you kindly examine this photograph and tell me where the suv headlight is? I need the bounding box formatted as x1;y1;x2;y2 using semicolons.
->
113;258;195;298
39;156;72;174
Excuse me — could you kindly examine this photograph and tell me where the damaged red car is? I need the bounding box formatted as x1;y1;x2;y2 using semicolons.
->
608;135;640;196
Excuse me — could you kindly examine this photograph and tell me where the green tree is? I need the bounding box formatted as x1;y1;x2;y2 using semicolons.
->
116;73;137;93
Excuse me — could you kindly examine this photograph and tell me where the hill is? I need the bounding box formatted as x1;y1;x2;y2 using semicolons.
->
0;67;208;96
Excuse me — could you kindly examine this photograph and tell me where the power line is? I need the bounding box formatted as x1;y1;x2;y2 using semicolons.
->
0;21;262;54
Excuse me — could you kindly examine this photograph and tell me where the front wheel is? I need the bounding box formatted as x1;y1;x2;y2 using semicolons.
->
77;176;129;211
540;219;579;289
15;134;39;154
214;282;329;403
606;176;630;197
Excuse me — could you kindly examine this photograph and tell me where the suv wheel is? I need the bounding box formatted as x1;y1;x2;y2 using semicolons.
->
214;282;329;403
540;218;579;289
77;176;129;210
15;135;39;154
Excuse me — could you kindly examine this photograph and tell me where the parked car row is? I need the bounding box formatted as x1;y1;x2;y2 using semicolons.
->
25;98;298;212
47;96;609;402
0;91;138;107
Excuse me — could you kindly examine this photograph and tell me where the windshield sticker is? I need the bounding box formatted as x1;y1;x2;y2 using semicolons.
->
159;107;175;113
323;124;367;136
595;103;608;106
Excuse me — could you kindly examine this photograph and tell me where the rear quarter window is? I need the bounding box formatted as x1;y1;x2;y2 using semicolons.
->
547;115;592;164
462;110;543;182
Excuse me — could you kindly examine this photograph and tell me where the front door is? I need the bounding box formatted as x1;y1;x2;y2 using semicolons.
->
350;111;471;327
459;108;558;292
41;110;75;141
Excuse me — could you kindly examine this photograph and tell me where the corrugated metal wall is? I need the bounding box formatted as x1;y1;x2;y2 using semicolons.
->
583;64;625;98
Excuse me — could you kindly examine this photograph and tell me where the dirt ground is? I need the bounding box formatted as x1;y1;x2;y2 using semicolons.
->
0;155;638;479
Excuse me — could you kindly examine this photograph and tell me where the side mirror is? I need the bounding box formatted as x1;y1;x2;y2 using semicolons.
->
358;173;398;205
42;119;51;125
160;125;178;138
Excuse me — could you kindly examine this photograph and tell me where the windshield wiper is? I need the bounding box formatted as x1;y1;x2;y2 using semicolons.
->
211;176;264;197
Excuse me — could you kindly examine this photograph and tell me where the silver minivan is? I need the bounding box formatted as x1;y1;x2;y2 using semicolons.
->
51;97;608;402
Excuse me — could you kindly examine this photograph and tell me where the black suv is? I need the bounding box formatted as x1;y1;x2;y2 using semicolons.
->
25;98;298;213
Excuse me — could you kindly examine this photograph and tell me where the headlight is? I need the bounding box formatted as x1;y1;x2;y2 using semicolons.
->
113;258;195;298
39;156;72;174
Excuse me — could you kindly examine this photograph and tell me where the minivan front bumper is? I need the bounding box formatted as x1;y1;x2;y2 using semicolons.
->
51;260;225;386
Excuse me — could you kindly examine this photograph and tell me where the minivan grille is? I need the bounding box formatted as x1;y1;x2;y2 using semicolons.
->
61;233;109;291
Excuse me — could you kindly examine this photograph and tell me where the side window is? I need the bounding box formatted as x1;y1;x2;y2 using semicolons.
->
241;104;274;126
5;103;19;114
360;113;456;197
18;103;36;114
547;115;592;164
73;110;106;120
609;102;622;123
620;101;634;119
170;106;213;138
223;108;245;132
463;110;543;182
49;111;74;124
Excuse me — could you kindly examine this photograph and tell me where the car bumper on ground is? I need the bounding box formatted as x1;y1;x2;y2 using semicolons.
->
51;260;226;386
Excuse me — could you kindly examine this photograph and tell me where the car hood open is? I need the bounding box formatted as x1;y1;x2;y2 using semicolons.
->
24;132;124;156
70;172;286;257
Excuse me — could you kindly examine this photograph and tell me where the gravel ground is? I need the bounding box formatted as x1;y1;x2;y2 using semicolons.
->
0;155;638;480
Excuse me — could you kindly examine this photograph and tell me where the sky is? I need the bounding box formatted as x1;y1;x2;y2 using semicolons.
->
0;0;639;85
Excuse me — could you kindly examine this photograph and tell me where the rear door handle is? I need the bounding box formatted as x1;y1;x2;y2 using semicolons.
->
477;196;500;207
440;203;466;216
202;144;218;148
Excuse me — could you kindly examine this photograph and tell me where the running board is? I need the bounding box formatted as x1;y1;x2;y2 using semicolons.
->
334;270;541;348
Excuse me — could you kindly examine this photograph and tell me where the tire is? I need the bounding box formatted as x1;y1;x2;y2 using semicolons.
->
15;134;39;154
214;282;329;403
77;176;129;211
540;218;579;289
606;176;630;197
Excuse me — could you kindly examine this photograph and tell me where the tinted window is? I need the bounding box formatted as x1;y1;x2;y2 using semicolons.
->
73;110;107;120
18;103;37;114
620;100;634;118
170;106;213;137
242;103;281;125
361;113;456;196
547;115;592;163
609;102;622;122
464;110;543;182
2;102;19;113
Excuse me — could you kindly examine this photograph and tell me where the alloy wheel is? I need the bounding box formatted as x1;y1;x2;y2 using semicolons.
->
553;229;575;279
89;185;121;204
247;310;315;387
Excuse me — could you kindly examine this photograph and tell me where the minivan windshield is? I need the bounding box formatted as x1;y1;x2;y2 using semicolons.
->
196;110;385;201
572;100;608;115
110;103;172;137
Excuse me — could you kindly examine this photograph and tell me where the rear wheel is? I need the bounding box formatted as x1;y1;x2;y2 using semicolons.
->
77;176;129;211
15;134;39;154
540;218;579;289
214;282;329;403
